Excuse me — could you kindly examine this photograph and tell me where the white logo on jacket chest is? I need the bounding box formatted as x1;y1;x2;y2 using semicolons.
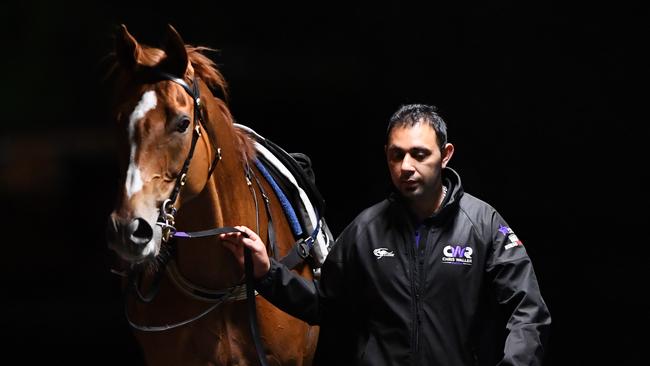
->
442;245;473;265
373;248;395;259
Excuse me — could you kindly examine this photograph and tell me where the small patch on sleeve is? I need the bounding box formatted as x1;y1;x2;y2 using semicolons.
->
499;225;523;250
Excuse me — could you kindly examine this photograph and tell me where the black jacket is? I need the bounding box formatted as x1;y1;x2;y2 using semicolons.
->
256;167;551;365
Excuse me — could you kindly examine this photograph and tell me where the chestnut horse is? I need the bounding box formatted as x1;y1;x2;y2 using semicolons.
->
105;24;319;365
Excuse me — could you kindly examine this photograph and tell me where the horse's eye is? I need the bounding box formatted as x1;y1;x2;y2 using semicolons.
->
177;118;190;133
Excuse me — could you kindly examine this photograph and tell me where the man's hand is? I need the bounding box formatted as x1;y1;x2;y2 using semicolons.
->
219;226;271;279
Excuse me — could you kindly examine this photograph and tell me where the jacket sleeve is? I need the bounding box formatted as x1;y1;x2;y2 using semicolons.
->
254;235;348;325
485;212;551;366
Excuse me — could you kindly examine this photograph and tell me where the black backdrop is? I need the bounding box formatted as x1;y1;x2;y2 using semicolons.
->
1;1;647;365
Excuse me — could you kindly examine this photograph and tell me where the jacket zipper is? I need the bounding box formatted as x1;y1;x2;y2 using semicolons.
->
412;226;425;361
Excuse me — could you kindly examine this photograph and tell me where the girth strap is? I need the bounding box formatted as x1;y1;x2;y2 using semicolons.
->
279;218;322;270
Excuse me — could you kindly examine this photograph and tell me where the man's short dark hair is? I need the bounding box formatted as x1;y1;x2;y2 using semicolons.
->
386;104;448;150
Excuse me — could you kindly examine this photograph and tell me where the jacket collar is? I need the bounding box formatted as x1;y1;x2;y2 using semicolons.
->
389;167;464;227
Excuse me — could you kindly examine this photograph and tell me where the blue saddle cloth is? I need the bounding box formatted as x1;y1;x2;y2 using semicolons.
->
254;159;303;237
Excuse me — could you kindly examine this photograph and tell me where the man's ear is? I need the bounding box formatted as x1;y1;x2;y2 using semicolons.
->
441;143;454;168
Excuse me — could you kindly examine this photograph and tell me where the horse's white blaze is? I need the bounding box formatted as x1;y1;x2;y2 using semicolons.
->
126;91;157;198
125;165;143;198
129;90;157;136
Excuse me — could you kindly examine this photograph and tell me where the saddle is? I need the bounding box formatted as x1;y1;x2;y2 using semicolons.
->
235;124;334;272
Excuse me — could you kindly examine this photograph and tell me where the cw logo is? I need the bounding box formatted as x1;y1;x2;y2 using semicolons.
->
373;248;395;259
443;245;473;259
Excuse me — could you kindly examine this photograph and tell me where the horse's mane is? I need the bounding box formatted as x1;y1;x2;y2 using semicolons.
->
103;43;256;163
185;46;229;100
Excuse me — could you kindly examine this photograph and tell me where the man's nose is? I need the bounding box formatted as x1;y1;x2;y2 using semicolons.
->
401;154;416;171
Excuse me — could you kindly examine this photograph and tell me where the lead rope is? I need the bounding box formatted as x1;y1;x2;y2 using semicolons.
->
244;163;270;366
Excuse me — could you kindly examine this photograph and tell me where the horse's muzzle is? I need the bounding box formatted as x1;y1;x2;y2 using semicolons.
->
106;214;157;261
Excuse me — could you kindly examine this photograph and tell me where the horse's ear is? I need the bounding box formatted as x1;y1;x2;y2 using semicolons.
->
114;24;140;69
160;24;189;78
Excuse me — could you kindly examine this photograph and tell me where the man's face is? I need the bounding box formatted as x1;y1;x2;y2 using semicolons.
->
385;122;447;201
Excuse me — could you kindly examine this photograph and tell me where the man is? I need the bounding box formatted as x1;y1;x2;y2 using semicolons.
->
220;104;551;365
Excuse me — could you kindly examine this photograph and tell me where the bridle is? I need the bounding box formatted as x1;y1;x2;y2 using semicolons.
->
122;70;270;366
153;71;218;243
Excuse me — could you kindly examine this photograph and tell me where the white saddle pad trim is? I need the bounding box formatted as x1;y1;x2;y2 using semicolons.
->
235;124;330;263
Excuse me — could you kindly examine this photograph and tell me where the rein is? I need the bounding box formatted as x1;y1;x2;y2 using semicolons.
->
124;71;270;366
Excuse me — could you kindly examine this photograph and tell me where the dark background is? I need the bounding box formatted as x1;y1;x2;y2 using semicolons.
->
1;1;647;364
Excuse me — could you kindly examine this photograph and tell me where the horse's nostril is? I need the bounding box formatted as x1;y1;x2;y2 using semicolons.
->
128;217;153;246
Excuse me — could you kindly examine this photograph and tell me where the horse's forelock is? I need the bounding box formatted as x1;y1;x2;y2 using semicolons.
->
102;45;165;94
138;45;166;66
105;44;227;93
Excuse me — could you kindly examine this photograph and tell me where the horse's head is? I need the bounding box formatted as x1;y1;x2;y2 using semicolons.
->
105;24;231;264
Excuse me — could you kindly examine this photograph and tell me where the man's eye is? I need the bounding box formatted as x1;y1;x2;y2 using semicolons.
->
410;149;429;161
389;151;405;161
